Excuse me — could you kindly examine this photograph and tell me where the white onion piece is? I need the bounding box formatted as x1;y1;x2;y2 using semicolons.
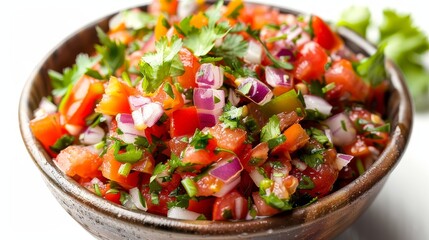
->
244;41;262;64
213;176;241;197
249;169;265;187
265;66;293;88
304;95;333;116
335;153;354;170
236;77;273;105
132;102;164;130
129;187;147;211
324;112;356;146
195;63;224;89
116;114;146;136
324;129;333;145
177;0;198;19
79;126;105;145
65;124;83;136
193;88;225;111
234;197;246;219
228;88;241;106
128;95;151;111
167;207;201;220
34;97;58;118
118;133;139;144
292;159;307;171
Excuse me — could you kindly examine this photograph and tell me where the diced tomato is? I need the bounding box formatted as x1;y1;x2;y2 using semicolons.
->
182;144;216;168
325;59;369;102
170;106;200;137
159;0;178;15
240;142;269;171
151;82;184;116
294;42;328;81
108;30;133;45
208;124;247;155
252;192;280;216
30;113;65;155
131;150;155;174
212;191;248;220
154;14;168;41
312;15;343;51
95;77;139;115
224;0;244;19
239;5;279;30
176;48;200;89
195;174;224;197
55;145;103;179
100;149;140;189
272;123;310;155
291;163;338;198
190;12;208;29
169;137;189;156
104;191;121;205
187;198;216;219
59;76;104;126
141;186;176;216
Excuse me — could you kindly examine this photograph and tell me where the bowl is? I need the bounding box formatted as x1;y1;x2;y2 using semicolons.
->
19;2;412;239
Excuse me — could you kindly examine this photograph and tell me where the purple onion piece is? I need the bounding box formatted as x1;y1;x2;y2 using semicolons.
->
193;88;225;111
265;66;293;88
236;77;273;105
324;112;356;146
210;157;243;182
128;95;151;111
195;63;224;89
132;102;164;130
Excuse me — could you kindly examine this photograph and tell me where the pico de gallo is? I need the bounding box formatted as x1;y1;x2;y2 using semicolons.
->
30;0;391;221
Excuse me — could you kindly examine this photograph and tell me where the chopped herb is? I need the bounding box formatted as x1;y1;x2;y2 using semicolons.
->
260;115;281;142
307;80;325;97
151;192;160;205
163;82;175;99
190;129;213;150
85;68;104;80
341;120;348;131
356;44;387;87
305;14;315;39
181;178;197;197
93;183;102;197
298;175;315;190
50;134;75;153
365;123;391;133
95;27;126;76
307;127;332;147
139;35;184;93
219;103;244;129
222;209;233;219
118;163;132;177
200;56;224;63
322;82;336;93
213;34;248;59
267;135;286;149
356;158;365;175
324;61;333;71
168;192;191;209
301;149;324;168
196;215;207;220
261;193;293;211
113;140;144;164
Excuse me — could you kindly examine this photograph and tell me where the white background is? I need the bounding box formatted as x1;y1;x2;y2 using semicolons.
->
2;0;429;239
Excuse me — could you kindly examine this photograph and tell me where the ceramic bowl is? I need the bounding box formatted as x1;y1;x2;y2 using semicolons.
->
19;2;412;239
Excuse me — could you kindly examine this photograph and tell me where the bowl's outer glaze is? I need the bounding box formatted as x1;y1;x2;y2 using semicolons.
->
19;3;412;240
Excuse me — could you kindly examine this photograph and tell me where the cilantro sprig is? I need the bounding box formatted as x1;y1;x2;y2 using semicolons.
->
95;27;126;76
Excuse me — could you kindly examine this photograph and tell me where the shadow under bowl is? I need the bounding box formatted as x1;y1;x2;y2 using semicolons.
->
19;2;413;240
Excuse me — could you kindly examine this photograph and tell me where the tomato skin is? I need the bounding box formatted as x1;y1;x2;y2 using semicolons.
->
312;15;343;51
100;149;139;189
325;59;369;102
104;192;122;205
195;174;224;196
187;198;215;219
177;48;200;89
151;82;184;116
252;192;280;216
294;42;328;81
170;107;200;138
141;186;176;216
30;113;65;155
272;124;310;155
212;191;248;220
291;163;338;198
60;76;104;126
56;145;103;179
208;124;247;155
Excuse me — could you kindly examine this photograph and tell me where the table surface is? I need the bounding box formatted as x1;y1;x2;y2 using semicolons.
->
3;0;428;239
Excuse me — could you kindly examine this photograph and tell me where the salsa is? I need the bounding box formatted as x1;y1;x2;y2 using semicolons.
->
30;0;390;221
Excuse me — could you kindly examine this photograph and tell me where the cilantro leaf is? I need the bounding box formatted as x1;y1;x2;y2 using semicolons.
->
139;35;184;93
48;54;101;97
213;34;248;58
50;134;75;153
190;129;213;150
301;149;324;168
122;10;156;30
219;103;244;129
95;27;126;76
356;44;387;87
261;193;293;211
337;6;371;38
260;115;282;143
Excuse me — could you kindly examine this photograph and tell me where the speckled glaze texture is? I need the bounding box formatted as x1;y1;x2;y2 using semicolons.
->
19;2;412;240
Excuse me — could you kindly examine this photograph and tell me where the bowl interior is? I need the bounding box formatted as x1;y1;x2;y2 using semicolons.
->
19;2;413;239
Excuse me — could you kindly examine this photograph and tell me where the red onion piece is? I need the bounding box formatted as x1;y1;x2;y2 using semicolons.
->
128;95;151;111
228;88;241;106
265;66;293;88
197;109;222;128
132;102;164;130
80;126;105;145
213;176;241;197
236;77;273;105
244;41;262;64
303;95;333;116
116;113;146;136
195;63;224;89
210;157;243;182
193;88;225;111
335;153;354;170
324;112;356;146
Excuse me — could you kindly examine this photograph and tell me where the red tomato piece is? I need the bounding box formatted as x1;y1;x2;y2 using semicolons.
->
100;149;140;189
312;15;343;51
294;42;328;81
291;163;338;198
187;198;216;219
104;191;122;205
177;48;200;89
325;59;369;102
272;123;310;155
95;77;139;115
55;145;103;179
252;192;280;216
60;76;104;126
208;124;247;155
30;113;65;155
170;106;200;138
212;191;248;220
